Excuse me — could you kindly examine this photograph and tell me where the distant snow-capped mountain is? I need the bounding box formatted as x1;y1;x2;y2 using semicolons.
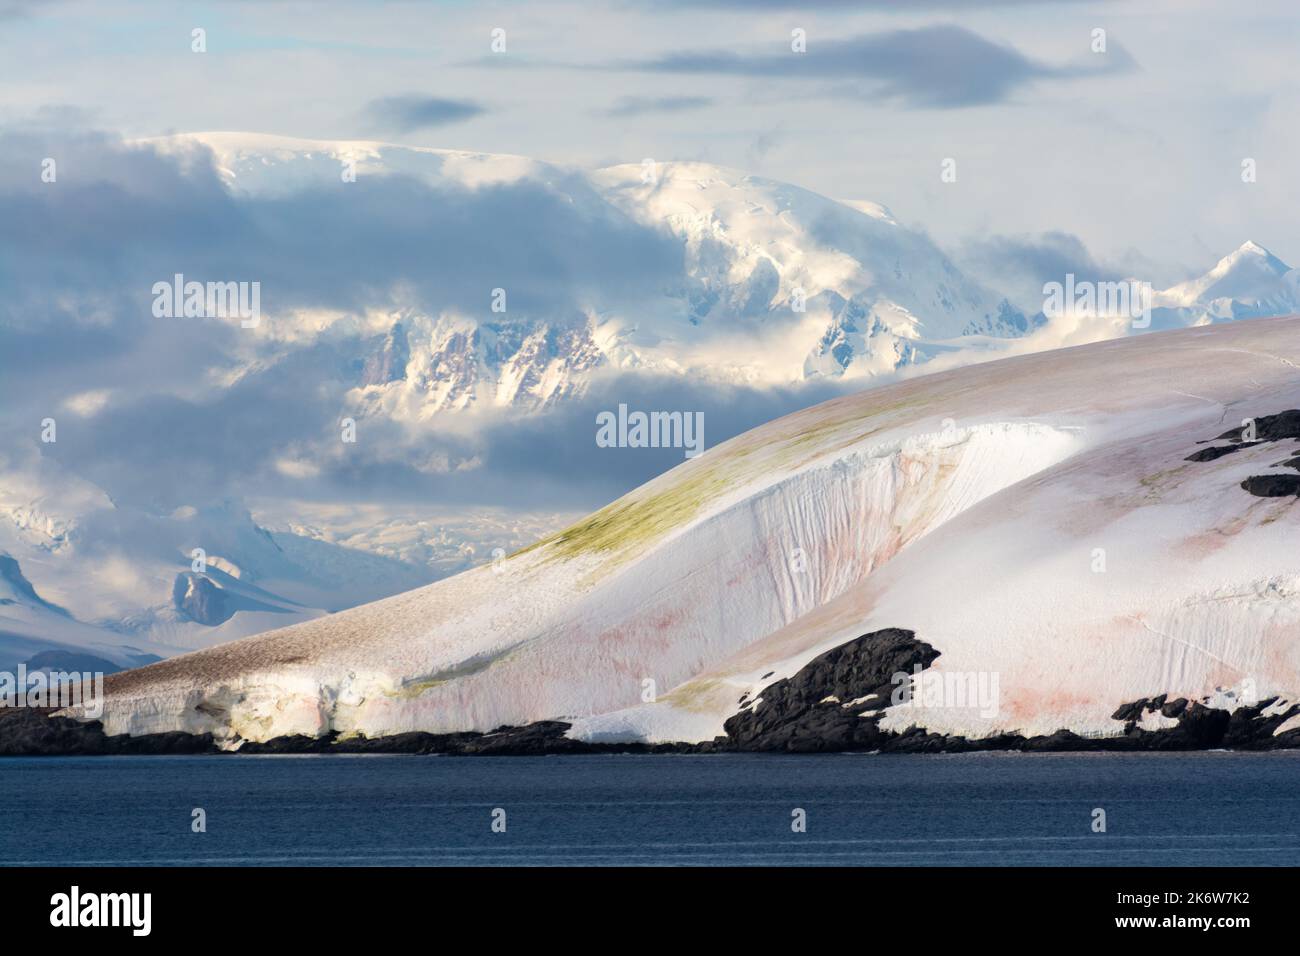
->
0;434;580;673
589;159;1032;379
0;439;577;672
1151;240;1300;328
0;442;428;671
155;133;1032;417
148;135;1299;422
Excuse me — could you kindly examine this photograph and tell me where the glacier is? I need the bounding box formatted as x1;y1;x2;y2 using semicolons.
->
85;316;1300;748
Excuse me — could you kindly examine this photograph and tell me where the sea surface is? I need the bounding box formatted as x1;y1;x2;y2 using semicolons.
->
2;751;1298;866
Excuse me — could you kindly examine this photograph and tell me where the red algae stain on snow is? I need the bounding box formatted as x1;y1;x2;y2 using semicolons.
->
1170;508;1263;560
1173;527;1237;560
999;684;1101;727
1260;627;1300;684
646;607;686;634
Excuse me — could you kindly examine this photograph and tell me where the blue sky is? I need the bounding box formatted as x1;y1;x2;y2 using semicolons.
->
2;0;1297;283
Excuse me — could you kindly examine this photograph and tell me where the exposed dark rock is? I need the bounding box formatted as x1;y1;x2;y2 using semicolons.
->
1185;411;1300;502
1110;700;1146;722
237;733;338;754
719;648;1300;755
1186;411;1300;500
1161;697;1188;718
222;719;725;757
1185;443;1257;462
172;572;232;626
723;628;938;752
360;322;411;386
0;708;216;756
1138;702;1229;749
6;629;1300;756
0;709;107;755
1223;700;1300;749
171;572;287;626
1020;730;1100;752
1098;694;1298;751
106;728;219;755
1241;474;1300;497
1215;409;1300;442
0;555;71;617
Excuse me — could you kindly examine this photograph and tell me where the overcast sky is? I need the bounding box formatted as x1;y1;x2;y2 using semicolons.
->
2;0;1298;518
2;0;1297;285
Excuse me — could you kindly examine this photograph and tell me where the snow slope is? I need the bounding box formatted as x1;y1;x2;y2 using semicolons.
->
93;316;1300;745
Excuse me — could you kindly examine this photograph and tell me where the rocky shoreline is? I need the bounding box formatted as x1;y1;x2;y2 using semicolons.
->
3;628;1298;756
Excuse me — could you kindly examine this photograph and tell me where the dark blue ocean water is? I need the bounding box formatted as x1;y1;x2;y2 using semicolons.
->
2;751;1297;866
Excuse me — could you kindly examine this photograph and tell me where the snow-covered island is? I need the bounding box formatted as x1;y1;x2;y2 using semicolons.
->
8;315;1300;755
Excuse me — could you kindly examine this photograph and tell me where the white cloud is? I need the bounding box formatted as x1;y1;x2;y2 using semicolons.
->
275;458;321;479
61;389;111;417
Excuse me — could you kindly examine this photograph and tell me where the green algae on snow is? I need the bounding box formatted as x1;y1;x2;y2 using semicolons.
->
1138;464;1190;497
392;651;513;697
513;393;914;567
660;676;728;713
516;459;738;564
